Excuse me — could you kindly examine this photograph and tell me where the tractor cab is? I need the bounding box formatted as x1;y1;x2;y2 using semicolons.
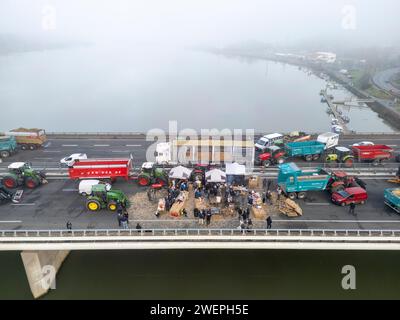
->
137;162;168;187
257;146;286;167
8;162;31;174
326;146;354;167
86;184;129;212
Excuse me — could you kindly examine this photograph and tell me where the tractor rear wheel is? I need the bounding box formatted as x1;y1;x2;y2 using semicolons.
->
25;177;39;189
262;160;271;168
86;199;101;212
0;151;10;158
344;158;354;168
107;201;118;212
155;178;167;186
138;175;151;186
2;176;18;189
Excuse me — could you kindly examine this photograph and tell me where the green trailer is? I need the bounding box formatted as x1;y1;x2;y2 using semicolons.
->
278;162;331;200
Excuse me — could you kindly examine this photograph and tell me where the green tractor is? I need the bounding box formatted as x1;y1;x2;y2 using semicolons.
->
2;162;47;189
325;147;355;168
137;162;169;187
85;184;130;212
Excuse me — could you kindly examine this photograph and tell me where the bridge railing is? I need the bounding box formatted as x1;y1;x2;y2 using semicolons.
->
1;228;400;239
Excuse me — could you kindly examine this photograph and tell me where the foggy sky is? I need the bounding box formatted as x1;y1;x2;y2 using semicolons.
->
0;0;399;47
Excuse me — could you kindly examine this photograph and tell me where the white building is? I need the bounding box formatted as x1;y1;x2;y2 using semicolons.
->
309;52;337;64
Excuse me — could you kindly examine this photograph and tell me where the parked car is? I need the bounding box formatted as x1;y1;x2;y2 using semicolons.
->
78;180;111;196
352;141;374;147
60;153;88;167
331;187;368;206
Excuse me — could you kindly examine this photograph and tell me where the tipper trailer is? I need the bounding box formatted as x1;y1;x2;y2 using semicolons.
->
68;158;133;181
2;128;47;150
278;162;331;200
384;188;400;214
352;145;394;165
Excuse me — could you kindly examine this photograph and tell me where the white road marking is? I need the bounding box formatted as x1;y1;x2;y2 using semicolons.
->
62;144;78;147
126;144;142;147
62;189;78;192
274;219;400;223
34;158;54;160
43;151;61;153
111;151;130;153
0;221;22;224
305;203;331;206
11;203;36;206
94;144;110;147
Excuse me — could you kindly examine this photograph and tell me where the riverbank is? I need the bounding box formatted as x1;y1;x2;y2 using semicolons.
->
212;49;400;132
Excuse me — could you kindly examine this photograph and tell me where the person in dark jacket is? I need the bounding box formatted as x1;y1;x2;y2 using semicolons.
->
206;209;212;226
266;216;272;229
349;202;356;215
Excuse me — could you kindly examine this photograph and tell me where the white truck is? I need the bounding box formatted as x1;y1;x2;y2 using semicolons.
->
316;132;340;151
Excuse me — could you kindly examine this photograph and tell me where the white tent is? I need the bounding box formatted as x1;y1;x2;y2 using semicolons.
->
169;166;193;180
206;169;226;183
225;162;246;176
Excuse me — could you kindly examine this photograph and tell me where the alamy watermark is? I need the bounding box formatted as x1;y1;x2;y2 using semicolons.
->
41;265;56;290
341;265;356;290
341;5;357;30
145;121;255;170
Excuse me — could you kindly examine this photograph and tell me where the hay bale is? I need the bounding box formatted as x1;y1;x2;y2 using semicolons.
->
251;205;267;220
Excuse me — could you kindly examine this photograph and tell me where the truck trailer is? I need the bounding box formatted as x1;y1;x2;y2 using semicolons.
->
68;158;133;181
384;188;400;214
3;128;47;150
352;145;394;165
278;162;331;199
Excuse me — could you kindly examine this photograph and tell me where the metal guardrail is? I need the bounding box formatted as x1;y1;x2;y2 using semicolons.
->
1;228;400;239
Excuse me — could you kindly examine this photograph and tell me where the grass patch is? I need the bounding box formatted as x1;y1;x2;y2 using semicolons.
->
366;86;393;100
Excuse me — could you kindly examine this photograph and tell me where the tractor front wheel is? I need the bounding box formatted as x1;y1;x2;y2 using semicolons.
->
138;175;151;187
156;178;167;187
86;200;101;212
344;158;354;168
107;201;118;212
0;151;10;158
25;177;39;189
2;176;18;189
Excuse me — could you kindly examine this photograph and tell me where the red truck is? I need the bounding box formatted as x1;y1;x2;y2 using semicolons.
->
351;145;394;165
68;158;133;181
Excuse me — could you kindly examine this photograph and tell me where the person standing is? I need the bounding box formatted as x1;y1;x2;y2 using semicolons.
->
349;202;356;215
206;209;212;226
266;216;272;229
66;221;72;233
199;210;205;225
277;187;282;200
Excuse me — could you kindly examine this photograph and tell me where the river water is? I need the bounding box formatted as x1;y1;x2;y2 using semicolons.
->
0;44;396;133
1;250;400;300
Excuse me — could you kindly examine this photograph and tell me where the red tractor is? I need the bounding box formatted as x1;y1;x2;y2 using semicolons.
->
326;171;366;193
256;146;286;167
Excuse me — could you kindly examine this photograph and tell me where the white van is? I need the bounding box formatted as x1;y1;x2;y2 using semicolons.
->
60;153;87;167
317;132;339;150
255;133;284;151
78;180;111;196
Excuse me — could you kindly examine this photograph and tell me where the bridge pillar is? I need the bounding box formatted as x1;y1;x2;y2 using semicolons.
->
21;250;70;299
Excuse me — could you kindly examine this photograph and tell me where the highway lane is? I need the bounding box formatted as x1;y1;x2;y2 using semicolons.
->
0;136;399;169
372;67;400;97
0;178;399;231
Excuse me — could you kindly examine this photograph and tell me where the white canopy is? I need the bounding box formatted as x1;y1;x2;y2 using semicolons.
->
206;169;226;183
225;162;246;176
169;166;193;180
